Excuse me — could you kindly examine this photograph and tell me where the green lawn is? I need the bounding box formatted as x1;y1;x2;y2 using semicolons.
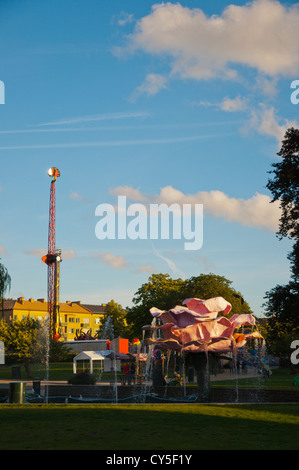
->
0;361;113;381
211;367;299;389
1;363;298;388
0;403;298;450
1;365;299;450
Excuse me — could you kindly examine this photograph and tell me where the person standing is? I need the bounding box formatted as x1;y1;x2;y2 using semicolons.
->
124;363;129;385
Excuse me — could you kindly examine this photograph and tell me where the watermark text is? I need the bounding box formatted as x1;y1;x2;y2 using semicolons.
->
290;340;299;365
95;196;203;250
290;80;299;105
0;81;4;104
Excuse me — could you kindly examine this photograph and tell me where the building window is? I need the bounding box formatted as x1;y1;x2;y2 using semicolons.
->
69;317;75;323
83;318;90;324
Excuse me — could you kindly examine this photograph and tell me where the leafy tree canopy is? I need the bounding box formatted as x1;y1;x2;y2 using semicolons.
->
264;128;299;324
266;127;299;240
0;262;11;299
0;317;39;361
100;299;128;339
126;273;251;338
0;262;11;319
0;317;71;375
263;128;299;359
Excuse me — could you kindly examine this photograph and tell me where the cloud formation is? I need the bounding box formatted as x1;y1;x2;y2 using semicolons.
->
131;73;168;99
156;185;281;232
25;248;47;257
246;105;299;143
62;250;76;260
196;96;248;112
37;111;150;126
152;244;186;278
25;248;76;260
111;184;281;232
109;185;149;202
127;0;299;81
93;251;127;269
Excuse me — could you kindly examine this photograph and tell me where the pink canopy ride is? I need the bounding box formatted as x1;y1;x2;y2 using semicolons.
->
143;296;263;353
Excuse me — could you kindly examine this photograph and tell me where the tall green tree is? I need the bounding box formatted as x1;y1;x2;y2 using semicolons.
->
266;127;299;240
263;128;299;361
0;317;40;377
100;299;128;339
0;261;11;319
127;273;251;338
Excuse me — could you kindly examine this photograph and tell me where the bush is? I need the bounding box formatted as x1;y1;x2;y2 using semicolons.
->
68;371;98;385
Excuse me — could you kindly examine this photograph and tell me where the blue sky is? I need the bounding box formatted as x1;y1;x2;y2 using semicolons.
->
0;0;298;317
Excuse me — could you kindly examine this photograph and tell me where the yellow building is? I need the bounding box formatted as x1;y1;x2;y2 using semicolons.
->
3;297;106;341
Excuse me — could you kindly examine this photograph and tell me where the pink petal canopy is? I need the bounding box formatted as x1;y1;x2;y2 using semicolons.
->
145;297;261;353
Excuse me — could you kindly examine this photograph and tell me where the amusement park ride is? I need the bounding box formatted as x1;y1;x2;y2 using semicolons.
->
42;167;62;340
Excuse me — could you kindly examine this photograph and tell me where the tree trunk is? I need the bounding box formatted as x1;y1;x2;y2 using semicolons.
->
189;352;211;402
24;359;32;379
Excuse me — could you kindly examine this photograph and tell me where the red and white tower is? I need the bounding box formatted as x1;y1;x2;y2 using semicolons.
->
42;167;62;340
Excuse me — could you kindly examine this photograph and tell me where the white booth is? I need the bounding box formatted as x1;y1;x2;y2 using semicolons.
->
73;350;122;374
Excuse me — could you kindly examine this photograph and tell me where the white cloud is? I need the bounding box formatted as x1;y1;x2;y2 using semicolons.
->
196;96;248;112
70;191;93;204
25;248;76;260
0;134;228;150
110;184;281;232
70;191;85;201
125;1;299;81
246;105;299;143
116;12;134;26
151;244;186;278
62;249;76;260
135;264;156;274
25;248;47;257
109;185;149;202
156;185;281;232
93;251;127;269
254;75;279;97
131;73;168;99
0;246;7;255
220;96;248;112
37;111;150;126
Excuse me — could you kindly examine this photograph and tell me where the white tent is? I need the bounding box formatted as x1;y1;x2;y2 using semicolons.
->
73;350;121;374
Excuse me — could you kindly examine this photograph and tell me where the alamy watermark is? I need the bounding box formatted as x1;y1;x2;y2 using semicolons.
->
95;196;203;250
290;80;299;105
290;340;299;365
0;81;4;104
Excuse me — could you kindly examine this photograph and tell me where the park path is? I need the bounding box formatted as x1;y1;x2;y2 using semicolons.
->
0;366;261;393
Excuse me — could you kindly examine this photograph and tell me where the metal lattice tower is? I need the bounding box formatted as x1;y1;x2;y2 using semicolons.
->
48;178;56;337
43;168;61;339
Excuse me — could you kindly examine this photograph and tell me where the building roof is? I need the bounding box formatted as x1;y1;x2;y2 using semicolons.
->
2;298;109;316
3;298;95;315
82;304;107;315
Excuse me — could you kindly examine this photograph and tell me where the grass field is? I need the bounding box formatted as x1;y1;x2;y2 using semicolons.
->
1;365;299;450
212;366;298;389
1;362;298;388
0;403;299;450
